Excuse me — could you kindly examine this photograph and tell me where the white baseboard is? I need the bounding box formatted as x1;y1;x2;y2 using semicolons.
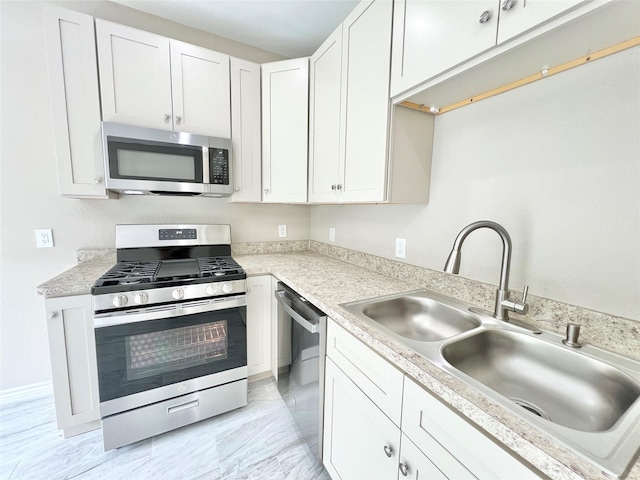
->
0;381;53;404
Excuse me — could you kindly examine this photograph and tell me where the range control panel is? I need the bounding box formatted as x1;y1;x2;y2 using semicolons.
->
158;229;198;240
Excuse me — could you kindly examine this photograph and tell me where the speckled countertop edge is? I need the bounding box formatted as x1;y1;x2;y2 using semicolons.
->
35;248;640;479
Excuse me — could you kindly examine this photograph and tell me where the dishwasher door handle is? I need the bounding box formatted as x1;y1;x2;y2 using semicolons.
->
275;290;320;334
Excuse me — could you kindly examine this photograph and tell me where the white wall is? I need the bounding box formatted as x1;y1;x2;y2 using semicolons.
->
0;1;308;391
311;46;640;321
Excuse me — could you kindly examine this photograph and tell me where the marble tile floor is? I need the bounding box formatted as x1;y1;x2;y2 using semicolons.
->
0;378;330;480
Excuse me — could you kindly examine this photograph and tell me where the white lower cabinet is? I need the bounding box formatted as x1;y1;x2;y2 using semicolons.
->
246;276;273;377
45;295;100;438
398;433;461;480
323;358;401;480
323;319;541;480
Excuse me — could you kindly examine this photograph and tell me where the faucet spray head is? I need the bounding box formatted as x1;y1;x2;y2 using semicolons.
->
444;249;461;274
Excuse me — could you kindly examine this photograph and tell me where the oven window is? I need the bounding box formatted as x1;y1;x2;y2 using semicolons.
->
126;320;228;381
94;306;246;403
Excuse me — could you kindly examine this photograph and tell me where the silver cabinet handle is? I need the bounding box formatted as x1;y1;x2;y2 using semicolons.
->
175;115;182;125
336;184;342;190
263;188;269;194
501;0;516;10
94;177;102;184
47;312;57;319
383;445;393;458
331;184;337;191
163;114;171;123
399;463;409;476
479;10;491;23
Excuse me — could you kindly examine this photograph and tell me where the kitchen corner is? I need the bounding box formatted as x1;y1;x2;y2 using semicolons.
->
37;240;640;480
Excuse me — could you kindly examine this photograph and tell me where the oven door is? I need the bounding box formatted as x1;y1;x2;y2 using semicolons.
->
94;295;247;417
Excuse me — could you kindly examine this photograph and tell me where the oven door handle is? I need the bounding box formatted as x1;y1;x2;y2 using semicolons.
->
275;291;320;334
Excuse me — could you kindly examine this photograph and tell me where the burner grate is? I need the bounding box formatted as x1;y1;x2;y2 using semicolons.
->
197;256;243;277
97;261;160;286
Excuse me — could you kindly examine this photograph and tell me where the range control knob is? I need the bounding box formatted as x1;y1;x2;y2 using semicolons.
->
112;295;128;307
134;293;149;305
207;284;219;296
172;288;185;300
222;283;233;294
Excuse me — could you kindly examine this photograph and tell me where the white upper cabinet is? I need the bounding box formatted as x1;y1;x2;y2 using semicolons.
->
497;0;585;44
96;20;230;137
170;41;231;138
391;0;498;98
230;57;262;202
339;0;394;203
309;0;433;205
390;0;631;106
43;6;107;198
261;58;309;204
308;27;343;203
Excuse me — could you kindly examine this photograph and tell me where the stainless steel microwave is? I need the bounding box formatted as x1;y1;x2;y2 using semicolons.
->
101;122;233;197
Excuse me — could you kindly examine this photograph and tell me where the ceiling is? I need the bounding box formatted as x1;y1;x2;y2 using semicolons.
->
111;0;360;58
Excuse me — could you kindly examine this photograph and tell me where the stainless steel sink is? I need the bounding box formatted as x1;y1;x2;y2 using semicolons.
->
360;295;480;342
441;329;640;432
340;288;640;478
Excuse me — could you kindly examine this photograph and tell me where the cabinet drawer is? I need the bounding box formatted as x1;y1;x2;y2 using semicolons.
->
326;319;404;426
402;377;541;479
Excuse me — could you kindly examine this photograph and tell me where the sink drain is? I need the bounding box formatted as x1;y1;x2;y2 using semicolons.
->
510;398;551;421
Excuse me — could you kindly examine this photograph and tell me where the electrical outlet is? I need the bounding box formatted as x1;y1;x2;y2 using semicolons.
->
329;227;335;242
36;229;54;248
278;225;287;238
395;238;406;259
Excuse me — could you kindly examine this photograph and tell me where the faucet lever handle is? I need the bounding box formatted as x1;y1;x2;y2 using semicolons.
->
521;284;529;304
513;284;529;315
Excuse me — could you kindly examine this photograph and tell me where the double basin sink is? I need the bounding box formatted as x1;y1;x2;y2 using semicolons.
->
341;289;640;478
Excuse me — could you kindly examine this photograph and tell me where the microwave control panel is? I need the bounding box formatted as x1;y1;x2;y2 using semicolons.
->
209;148;230;185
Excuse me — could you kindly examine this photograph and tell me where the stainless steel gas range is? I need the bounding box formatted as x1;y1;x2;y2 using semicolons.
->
91;224;247;450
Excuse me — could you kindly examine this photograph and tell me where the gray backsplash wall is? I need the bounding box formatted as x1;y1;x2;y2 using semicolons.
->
310;45;640;323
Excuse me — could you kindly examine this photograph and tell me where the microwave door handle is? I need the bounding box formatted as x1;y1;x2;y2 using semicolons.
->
202;147;210;184
274;291;319;334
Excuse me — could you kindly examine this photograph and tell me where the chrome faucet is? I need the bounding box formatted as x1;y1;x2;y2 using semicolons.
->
444;220;529;321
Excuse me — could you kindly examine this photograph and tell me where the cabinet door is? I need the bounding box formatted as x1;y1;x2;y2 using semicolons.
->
497;0;585;44
399;434;451;480
308;26;343;203
96;19;173;130
402;377;540;479
170;41;231;137
43;6;106;198
246;276;272;377
339;0;393;203
261;58;309;203
45;295;100;437
323;358;401;480
390;0;498;98
230;57;262;203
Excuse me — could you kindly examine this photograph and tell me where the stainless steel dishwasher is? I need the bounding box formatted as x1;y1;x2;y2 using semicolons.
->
274;282;327;464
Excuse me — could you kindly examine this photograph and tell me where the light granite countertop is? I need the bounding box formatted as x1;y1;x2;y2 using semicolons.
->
37;250;640;480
